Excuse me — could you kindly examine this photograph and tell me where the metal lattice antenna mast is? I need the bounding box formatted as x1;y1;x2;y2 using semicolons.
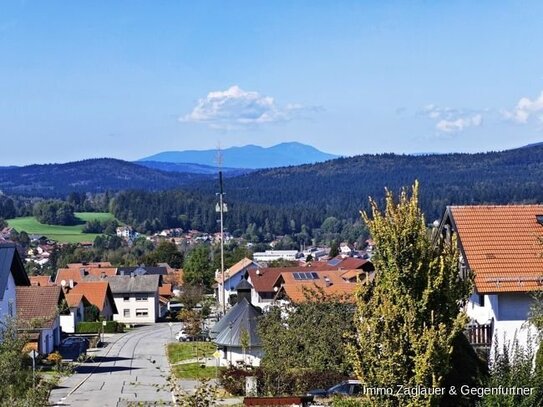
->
216;144;226;315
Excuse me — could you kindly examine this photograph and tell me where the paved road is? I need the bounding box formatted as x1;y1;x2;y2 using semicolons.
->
50;322;182;407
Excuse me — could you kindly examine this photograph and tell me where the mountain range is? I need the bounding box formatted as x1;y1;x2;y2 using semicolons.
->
1;142;543;227
138;142;339;169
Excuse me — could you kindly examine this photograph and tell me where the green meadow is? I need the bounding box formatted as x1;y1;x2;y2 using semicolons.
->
7;212;116;243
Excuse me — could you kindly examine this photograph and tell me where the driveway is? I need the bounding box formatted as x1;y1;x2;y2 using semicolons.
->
50;322;182;407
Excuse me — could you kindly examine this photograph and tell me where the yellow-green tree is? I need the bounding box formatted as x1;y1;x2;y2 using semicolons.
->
348;182;472;407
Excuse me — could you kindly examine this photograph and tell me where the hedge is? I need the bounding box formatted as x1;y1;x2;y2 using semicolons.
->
75;321;124;334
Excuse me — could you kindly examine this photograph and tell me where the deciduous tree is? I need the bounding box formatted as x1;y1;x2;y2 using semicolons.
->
348;182;472;407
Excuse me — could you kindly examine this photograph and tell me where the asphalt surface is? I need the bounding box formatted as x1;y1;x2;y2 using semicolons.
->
49;322;181;407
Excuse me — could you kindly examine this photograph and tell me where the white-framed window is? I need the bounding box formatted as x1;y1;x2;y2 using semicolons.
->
8;300;13;317
123;309;130;317
135;296;148;302
136;308;149;317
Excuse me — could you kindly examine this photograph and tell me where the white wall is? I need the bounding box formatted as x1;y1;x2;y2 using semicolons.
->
60;303;84;334
467;292;537;357
219;346;262;367
112;293;157;324
0;273;16;322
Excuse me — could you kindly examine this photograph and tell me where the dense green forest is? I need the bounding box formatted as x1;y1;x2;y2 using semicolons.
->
0;158;208;196
2;144;543;242
190;144;543;223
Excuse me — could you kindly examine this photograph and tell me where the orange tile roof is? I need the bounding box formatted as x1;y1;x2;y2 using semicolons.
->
69;281;111;311
29;276;53;286
277;271;358;303
64;293;88;308
163;270;184;286
55;266;117;285
159;283;172;297
449;205;543;293
340;269;369;282
67;262;112;268
16;286;63;328
216;258;258;283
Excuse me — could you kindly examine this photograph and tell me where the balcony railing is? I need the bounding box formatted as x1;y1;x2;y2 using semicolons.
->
465;320;493;347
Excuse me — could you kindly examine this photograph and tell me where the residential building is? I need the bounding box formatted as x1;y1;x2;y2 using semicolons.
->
245;263;347;309
29;275;53;286
0;243;31;323
68;281;117;320
108;275;160;324
55;263;117;285
439;204;543;355
252;250;299;263
16;286;64;354
117;266;168;277
60;293;90;334
272;270;359;304
216;257;260;309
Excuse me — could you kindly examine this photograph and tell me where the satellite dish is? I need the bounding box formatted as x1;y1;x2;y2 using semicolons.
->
60;280;67;287
256;269;261;276
433;220;440;228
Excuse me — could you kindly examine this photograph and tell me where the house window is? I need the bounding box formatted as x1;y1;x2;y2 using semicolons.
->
123;309;130;317
123;296;130;302
136;308;149;317
135;296;148;301
479;294;485;307
8;300;13;317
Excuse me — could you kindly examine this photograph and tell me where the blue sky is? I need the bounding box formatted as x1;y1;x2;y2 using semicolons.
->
1;1;543;165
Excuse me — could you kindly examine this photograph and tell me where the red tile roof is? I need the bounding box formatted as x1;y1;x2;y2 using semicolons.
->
247;264;350;294
277;271;358;303
69;281;111;312
450;205;543;293
159;283;172;297
16;286;63;328
216;258;258;283
29;275;53;286
64;293;88;308
55;266;117;285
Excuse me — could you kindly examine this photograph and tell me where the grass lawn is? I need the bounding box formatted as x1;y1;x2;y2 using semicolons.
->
167;342;216;364
172;363;217;379
7;212;117;243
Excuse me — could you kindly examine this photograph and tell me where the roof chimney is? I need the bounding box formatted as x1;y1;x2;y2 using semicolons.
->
324;276;332;287
69;279;74;289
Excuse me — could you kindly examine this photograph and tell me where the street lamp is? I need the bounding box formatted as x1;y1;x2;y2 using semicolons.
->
216;170;228;315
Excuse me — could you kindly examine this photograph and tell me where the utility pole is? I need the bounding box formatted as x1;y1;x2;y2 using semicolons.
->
216;146;227;315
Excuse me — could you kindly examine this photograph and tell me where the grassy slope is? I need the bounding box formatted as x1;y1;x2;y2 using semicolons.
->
7;212;115;243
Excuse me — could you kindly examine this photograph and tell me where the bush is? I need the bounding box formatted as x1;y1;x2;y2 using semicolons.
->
259;368;347;396
75;321;124;334
46;352;62;365
219;365;256;396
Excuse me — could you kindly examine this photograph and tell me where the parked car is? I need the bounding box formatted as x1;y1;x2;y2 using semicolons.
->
175;330;189;341
307;380;362;398
59;337;89;360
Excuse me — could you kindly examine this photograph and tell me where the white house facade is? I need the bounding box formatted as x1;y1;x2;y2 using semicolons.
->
108;275;160;324
440;205;543;357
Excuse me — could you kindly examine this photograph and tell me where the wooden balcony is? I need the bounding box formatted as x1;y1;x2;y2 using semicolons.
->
465;320;493;348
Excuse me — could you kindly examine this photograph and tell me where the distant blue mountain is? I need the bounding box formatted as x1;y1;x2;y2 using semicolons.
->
138;142;339;169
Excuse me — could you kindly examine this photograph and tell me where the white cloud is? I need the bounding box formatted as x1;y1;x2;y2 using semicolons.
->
180;85;320;129
436;114;483;133
420;104;484;133
503;91;543;124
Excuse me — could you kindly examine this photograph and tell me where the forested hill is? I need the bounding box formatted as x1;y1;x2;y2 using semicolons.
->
190;144;543;223
0;158;208;196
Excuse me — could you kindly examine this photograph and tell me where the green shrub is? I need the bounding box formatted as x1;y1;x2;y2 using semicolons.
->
75;321;124;334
